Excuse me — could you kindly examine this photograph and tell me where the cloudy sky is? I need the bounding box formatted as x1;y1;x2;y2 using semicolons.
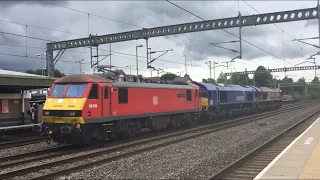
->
0;0;319;82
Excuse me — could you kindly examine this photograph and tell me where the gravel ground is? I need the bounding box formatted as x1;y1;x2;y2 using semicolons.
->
0;142;52;158
49;105;320;180
0;102;299;160
4;104;315;180
3;122;227;179
2;104;318;179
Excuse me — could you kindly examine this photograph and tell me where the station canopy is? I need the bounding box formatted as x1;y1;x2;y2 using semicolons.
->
0;69;56;93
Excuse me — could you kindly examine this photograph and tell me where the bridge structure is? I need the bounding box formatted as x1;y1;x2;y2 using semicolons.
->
44;4;320;78
278;81;320;88
224;65;320;77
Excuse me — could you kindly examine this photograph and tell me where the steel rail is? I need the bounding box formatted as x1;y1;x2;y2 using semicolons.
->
0;103;313;180
208;106;320;179
0;137;44;150
0;101;314;170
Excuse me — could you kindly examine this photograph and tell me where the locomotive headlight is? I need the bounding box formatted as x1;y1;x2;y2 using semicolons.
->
43;111;50;116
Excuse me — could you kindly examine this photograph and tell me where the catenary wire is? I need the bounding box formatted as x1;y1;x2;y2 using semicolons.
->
241;0;307;56
0;2;248;72
165;0;294;66
0;19;193;59
1;2;294;77
0;51;206;79
44;1;143;29
241;0;312;77
0;39;207;68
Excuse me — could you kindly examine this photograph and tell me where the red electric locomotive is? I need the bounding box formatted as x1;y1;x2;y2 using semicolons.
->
41;74;202;144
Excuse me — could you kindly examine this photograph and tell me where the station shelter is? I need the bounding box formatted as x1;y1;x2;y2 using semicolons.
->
0;69;55;127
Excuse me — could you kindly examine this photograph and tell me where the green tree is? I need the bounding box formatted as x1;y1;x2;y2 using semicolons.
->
25;68;65;78
216;72;227;84
312;76;319;84
160;73;177;81
202;78;215;84
279;77;295;96
132;74;144;82
294;77;306;95
138;74;143;82
228;74;249;85
253;66;273;87
271;78;281;88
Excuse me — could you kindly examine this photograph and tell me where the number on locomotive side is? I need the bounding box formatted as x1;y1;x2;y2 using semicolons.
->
236;96;245;101
89;104;97;108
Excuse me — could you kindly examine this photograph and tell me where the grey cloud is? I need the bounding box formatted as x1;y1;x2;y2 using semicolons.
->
0;1;68;9
110;1;305;61
305;19;317;27
0;1;316;75
0;19;75;73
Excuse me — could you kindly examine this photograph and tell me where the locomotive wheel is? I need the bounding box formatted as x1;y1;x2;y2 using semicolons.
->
44;128;52;145
128;125;136;138
0;134;7;141
83;134;92;146
45;136;52;145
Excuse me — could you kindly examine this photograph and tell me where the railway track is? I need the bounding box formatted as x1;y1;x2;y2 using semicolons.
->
0;102;317;180
0;100;305;151
0;137;44;150
0;101;314;164
208;105;320;180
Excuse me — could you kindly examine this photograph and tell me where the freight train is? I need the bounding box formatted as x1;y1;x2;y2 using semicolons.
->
34;74;282;145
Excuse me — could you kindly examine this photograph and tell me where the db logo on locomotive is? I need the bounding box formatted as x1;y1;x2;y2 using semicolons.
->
153;96;158;105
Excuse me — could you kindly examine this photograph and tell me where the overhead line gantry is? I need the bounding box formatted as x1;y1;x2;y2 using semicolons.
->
45;6;320;77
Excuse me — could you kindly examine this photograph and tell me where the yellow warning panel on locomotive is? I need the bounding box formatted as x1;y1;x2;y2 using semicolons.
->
43;98;87;110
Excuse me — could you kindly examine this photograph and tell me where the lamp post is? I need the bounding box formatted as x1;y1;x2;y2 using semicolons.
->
41;68;46;76
76;59;84;74
36;53;46;76
136;45;143;82
125;65;134;75
183;55;187;74
177;71;184;77
205;61;219;81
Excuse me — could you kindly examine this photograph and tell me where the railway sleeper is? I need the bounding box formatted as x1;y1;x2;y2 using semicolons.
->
218;178;242;180
257;152;281;156
233;170;261;175
242;162;267;166
251;157;275;161
236;164;264;169
225;174;256;179
253;153;279;157
246;160;272;164
235;167;263;172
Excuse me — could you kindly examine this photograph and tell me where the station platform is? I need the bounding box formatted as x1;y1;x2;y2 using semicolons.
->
254;117;320;179
0;123;42;131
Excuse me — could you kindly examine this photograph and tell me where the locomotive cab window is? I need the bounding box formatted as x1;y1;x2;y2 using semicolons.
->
118;87;128;104
65;84;87;97
186;89;192;101
50;84;67;97
88;84;98;99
